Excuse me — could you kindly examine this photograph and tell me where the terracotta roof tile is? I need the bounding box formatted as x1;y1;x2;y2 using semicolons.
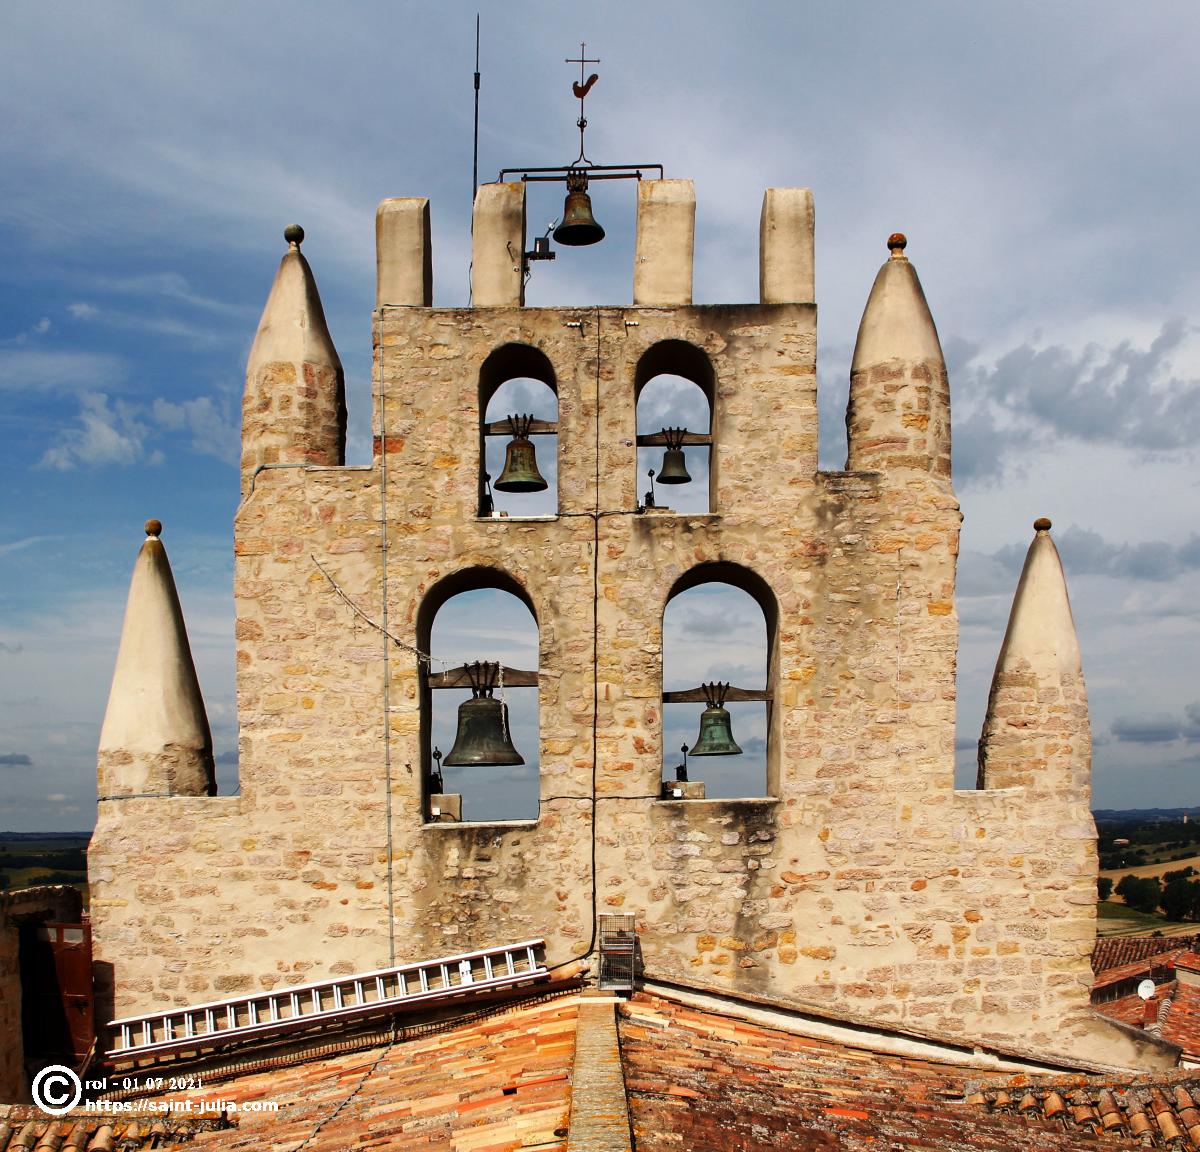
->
0;1116;230;1152
1093;934;1200;975
618;990;1200;1151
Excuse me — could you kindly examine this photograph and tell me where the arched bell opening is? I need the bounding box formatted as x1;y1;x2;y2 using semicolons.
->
634;341;715;514
661;564;779;799
478;344;558;518
417;569;540;823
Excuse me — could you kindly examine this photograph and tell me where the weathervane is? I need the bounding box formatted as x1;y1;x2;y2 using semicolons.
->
495;42;663;266
566;42;600;166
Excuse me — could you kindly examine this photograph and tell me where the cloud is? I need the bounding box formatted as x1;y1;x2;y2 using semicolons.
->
1186;703;1200;743
0;536;58;559
951;321;1200;487
88;272;253;319
2;317;52;344
67;300;228;346
45;793;67;803
637;376;711;433
151;396;240;465
1112;714;1185;744
0;348;126;393
38;390;241;470
0;643;24;655
0;754;32;767
989;525;1200;584
40;392;159;470
486;378;557;422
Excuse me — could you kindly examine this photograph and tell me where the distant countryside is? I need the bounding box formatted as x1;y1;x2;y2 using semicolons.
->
1096;807;1200;937
0;832;89;904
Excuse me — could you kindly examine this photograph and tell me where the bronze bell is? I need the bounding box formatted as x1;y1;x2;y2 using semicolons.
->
494;414;548;493
688;682;743;757
656;427;691;485
442;662;525;767
553;171;605;247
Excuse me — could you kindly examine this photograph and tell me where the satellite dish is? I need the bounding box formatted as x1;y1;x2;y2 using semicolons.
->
1138;979;1156;1001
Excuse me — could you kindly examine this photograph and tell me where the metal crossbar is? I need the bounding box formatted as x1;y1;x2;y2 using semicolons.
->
106;938;547;1061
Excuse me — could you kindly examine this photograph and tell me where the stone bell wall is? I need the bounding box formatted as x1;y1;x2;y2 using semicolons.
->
85;183;1164;1071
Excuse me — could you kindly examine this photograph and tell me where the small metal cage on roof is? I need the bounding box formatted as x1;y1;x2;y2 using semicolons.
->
598;914;637;992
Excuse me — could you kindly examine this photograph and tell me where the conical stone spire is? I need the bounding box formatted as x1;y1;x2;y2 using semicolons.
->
241;224;346;497
846;233;951;477
977;518;1090;798
97;520;216;798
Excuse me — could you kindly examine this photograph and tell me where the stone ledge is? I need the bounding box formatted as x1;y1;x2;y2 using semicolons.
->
653;796;779;808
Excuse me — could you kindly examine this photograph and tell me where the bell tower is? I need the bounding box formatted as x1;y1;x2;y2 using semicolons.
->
88;66;1153;1070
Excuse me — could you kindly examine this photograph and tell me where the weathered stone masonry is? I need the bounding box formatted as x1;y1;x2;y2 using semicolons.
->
88;182;1163;1070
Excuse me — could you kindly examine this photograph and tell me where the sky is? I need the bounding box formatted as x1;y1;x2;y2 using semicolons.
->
1;1;1198;831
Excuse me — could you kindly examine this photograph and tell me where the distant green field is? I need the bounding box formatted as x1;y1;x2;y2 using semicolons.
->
0;834;89;905
1096;899;1195;937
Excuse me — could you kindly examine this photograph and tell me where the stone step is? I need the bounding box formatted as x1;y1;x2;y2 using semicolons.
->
566;1001;634;1152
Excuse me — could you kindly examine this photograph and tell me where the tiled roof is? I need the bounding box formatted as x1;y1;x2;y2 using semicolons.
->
1161;983;1200;1059
24;983;1200;1152
965;1081;1200;1146
0;1114;230;1150
1092;943;1200;1059
107;995;578;1151
618;991;1200;1151
619;993;1100;1151
1093;952;1184;994
1097;990;1163;1029
1093;934;1200;975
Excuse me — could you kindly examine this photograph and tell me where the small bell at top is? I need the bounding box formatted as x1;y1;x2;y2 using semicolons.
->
553;170;605;247
656;427;691;485
494;414;548;493
688;682;743;757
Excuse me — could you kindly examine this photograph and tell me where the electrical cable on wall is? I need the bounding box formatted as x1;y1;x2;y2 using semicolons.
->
377;306;397;968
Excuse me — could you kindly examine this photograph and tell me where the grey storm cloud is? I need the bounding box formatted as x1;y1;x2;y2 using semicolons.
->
0;753;33;767
1112;714;1186;744
1185;704;1200;743
989;525;1200;583
947;322;1199;487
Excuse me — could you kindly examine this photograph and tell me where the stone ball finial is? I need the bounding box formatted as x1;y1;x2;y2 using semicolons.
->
284;223;305;248
145;518;163;538
1034;516;1052;532
888;232;908;257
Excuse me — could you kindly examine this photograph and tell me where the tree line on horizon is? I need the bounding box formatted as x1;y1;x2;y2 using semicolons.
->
1103;868;1200;921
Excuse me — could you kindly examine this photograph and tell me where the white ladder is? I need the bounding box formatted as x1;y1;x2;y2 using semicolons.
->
106;938;547;1061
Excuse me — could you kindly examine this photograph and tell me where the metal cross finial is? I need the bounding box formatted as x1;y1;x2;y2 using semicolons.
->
565;42;600;165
